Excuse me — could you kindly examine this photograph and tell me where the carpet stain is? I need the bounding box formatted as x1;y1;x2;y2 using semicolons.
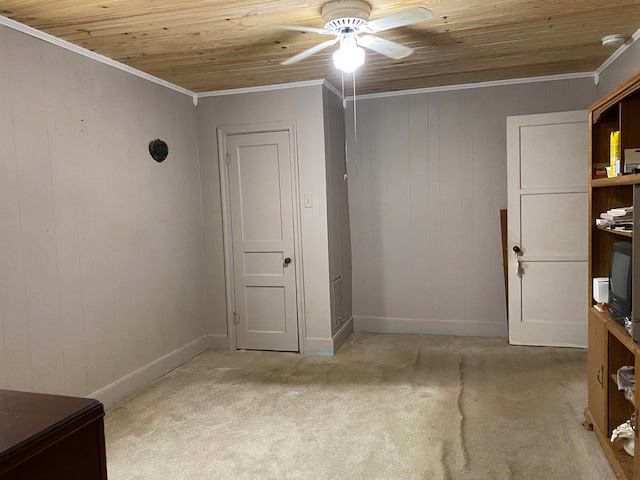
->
104;332;615;480
456;354;470;471
413;347;422;368
439;440;453;480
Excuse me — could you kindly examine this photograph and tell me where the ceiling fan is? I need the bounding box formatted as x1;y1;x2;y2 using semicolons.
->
278;0;434;72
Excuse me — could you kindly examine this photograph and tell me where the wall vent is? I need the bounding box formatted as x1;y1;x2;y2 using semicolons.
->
333;275;344;327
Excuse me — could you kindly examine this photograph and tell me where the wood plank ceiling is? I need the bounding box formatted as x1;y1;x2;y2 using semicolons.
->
2;1;640;95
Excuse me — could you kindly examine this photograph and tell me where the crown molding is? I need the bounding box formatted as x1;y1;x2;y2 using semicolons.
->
197;79;341;98
322;80;343;99
595;27;640;83
0;15;197;102
344;71;596;101
4;14;619;105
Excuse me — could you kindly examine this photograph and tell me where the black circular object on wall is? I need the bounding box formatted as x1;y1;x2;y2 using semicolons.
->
149;139;169;162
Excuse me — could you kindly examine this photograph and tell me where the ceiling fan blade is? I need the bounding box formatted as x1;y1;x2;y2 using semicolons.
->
275;24;332;35
357;35;414;60
366;7;434;33
281;37;340;65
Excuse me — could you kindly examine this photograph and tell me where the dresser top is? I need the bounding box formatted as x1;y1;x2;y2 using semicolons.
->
0;389;103;460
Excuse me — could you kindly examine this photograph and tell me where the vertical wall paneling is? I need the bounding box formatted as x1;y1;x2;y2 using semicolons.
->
384;97;413;318
408;94;431;319
426;94;444;323
346;100;372;317
370;100;388;317
0;24;206;405
9;33;66;392
470;89;495;323
460;90;476;324
348;78;598;336
42;45;89;395
323;86;352;338
438;91;466;323
197;86;337;352
0;26;31;390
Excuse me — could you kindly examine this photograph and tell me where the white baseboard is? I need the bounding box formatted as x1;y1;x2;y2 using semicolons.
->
303;337;335;355
90;336;208;409
207;333;230;350
353;316;507;338
303;318;354;355
333;317;353;353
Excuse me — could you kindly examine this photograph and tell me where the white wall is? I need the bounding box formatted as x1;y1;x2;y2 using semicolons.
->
323;86;353;342
347;78;598;337
0;25;207;407
197;85;337;353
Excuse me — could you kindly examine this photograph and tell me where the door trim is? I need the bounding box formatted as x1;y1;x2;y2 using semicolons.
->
217;122;306;351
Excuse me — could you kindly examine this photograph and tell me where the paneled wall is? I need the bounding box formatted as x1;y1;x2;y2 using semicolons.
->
323;86;353;338
0;25;206;407
346;78;598;337
197;85;339;353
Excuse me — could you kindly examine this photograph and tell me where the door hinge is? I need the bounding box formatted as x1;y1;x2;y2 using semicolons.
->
233;312;240;325
225;153;231;165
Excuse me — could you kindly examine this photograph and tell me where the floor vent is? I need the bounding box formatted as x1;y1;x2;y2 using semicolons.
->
333;275;344;328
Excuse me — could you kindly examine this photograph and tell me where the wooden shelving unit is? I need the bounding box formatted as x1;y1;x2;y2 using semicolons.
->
585;71;640;480
597;226;633;238
593;174;640;187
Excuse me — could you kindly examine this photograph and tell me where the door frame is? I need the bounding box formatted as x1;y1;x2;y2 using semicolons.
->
217;121;306;351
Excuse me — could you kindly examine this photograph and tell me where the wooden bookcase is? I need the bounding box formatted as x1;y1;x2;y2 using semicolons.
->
585;71;640;480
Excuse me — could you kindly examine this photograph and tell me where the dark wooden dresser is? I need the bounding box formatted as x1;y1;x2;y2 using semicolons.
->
0;389;107;479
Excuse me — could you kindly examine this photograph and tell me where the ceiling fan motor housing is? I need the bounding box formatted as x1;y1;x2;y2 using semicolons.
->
322;0;371;31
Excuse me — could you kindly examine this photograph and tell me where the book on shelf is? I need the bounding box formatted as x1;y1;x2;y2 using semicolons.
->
600;207;633;222
609;206;633;215
600;213;632;222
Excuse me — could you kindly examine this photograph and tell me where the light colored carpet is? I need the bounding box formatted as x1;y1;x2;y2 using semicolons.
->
104;332;615;479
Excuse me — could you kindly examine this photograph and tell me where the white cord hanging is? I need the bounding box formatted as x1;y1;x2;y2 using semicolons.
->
353;70;357;149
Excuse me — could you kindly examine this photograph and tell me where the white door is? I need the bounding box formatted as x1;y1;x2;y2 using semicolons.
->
507;111;588;347
226;130;299;351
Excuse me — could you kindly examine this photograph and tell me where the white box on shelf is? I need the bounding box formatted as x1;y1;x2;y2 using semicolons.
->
593;277;610;304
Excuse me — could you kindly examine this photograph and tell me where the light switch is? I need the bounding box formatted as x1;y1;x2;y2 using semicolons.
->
304;194;313;208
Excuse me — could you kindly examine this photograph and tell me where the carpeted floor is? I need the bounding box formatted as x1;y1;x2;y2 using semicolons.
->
104;332;616;479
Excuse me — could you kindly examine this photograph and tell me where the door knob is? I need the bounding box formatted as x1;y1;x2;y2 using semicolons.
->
512;246;521;275
284;257;291;267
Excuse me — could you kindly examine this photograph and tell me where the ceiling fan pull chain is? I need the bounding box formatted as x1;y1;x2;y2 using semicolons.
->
353;71;358;149
341;69;346;109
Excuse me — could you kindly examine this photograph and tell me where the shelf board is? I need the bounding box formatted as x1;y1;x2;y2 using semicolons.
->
596;225;633;237
592;307;639;353
591;174;640;187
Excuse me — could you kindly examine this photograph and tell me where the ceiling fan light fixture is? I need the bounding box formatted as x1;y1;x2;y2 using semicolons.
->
333;38;365;72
